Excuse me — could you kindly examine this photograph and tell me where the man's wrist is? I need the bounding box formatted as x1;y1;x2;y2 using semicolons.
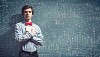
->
31;35;36;38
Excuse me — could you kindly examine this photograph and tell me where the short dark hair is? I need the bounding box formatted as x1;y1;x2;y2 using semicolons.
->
21;5;34;15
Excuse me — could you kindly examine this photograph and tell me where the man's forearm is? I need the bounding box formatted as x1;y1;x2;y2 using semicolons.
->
30;36;43;46
19;37;32;45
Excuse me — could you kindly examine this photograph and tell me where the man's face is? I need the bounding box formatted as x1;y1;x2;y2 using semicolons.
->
23;8;33;21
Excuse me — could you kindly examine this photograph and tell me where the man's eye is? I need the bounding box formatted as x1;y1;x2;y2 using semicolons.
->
24;11;32;13
24;11;27;13
29;11;32;13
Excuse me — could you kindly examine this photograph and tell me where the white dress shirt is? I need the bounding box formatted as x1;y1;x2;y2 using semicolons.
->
15;21;44;52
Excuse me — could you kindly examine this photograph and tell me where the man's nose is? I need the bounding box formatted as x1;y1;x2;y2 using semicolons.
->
27;12;29;14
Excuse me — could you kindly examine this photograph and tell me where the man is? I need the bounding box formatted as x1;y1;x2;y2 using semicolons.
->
15;5;44;57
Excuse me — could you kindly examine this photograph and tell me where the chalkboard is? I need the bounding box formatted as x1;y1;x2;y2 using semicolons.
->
0;0;100;57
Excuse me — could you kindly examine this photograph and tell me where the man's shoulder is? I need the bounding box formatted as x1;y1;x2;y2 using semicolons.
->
16;21;24;26
33;23;40;28
33;23;39;27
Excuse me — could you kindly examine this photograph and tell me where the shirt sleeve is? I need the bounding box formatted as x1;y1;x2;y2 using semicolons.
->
30;25;44;46
15;24;31;44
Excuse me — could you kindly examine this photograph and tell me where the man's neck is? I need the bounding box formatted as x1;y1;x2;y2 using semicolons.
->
25;19;32;22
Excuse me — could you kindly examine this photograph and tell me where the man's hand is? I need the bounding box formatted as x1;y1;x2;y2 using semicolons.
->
31;26;37;36
25;26;32;33
25;26;37;36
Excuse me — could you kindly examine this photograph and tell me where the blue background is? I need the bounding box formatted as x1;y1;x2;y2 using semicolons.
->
0;0;100;57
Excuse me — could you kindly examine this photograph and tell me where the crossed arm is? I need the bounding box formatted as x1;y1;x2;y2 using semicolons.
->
15;24;44;46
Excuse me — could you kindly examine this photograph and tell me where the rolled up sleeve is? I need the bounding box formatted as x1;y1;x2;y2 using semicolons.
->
15;24;31;43
31;26;44;46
